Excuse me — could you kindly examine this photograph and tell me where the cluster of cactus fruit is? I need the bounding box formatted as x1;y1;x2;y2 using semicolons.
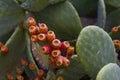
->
1;0;120;80
28;17;75;80
27;17;74;70
112;26;120;60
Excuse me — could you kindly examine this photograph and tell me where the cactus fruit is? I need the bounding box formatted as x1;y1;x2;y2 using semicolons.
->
24;32;39;79
96;63;120;80
59;56;86;80
0;27;26;79
76;26;116;79
109;26;120;40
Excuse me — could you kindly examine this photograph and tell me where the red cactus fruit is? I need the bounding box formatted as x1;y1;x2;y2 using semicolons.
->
21;59;28;67
41;45;51;55
27;17;36;26
66;46;74;59
60;41;70;51
37;69;45;78
62;57;70;67
29;63;36;70
16;67;23;74
6;73;14;80
0;42;3;48
56;56;63;66
31;35;38;43
39;23;48;33
16;75;24;80
51;50;61;57
38;33;46;42
52;39;61;49
57;76;64;80
1;45;9;54
112;27;118;33
47;30;56;42
29;26;38;35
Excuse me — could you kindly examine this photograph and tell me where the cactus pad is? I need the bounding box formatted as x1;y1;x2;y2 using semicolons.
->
96;63;120;80
76;26;116;79
0;27;26;79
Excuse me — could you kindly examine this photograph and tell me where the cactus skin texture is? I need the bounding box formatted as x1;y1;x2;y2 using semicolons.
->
96;63;120;80
76;26;116;79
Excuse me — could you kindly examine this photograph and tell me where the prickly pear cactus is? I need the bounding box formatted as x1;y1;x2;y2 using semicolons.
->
0;27;26;79
96;63;120;80
76;26;116;79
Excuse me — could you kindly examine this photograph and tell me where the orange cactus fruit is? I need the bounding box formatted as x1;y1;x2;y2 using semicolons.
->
51;39;61;49
57;76;64;80
51;50;61;57
112;27;118;33
56;56;63;66
29;63;36;70
66;46;74;59
27;17;36;26
31;35;38;43
1;45;9;54
41;45;51;55
39;23;48;33
60;41;70;51
16;67;23;74
38;33;46;42
62;57;70;67
29;26;39;35
47;30;56;42
16;75;24;80
113;40;120;49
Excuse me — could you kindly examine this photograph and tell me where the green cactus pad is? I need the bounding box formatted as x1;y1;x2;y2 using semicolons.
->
69;0;98;17
24;32;39;79
34;1;82;41
96;63;120;80
0;27;26;79
105;8;120;32
76;26;116;79
0;0;25;37
61;55;86;80
21;0;49;12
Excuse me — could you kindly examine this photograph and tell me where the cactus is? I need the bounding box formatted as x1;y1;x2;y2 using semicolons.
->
0;0;25;37
96;63;120;80
24;32;39;79
105;9;120;32
76;26;116;79
0;27;26;79
0;0;120;79
34;1;82;41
